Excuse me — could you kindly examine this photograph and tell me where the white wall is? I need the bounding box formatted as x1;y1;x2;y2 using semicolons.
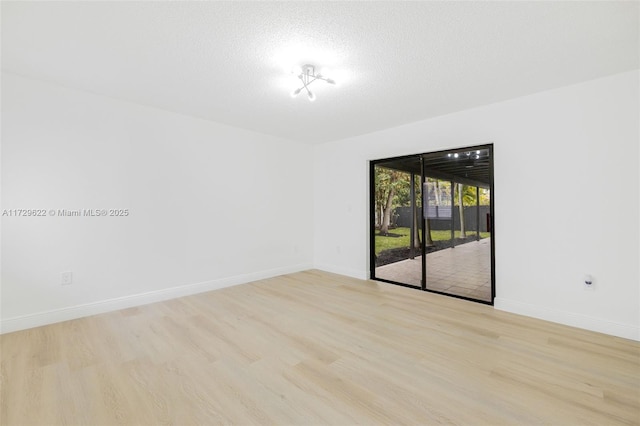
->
313;70;640;340
1;73;313;332
3;70;638;340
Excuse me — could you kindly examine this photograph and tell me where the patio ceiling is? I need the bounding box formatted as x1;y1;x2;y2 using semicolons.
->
377;147;492;188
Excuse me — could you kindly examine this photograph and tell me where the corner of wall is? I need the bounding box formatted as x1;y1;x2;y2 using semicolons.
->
313;263;369;281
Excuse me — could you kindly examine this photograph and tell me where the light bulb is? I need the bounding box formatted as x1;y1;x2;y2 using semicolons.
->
290;88;301;98
308;91;316;101
476;150;481;154
454;153;459;158
326;78;336;85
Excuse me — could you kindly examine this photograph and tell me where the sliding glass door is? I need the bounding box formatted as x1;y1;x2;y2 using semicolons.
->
370;145;494;304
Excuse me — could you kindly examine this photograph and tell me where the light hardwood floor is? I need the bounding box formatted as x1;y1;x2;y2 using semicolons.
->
1;270;639;425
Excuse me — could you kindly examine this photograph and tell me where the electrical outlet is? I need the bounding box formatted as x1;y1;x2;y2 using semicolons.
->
61;271;72;285
583;274;594;291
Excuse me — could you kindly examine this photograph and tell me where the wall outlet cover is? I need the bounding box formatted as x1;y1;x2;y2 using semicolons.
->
61;271;73;285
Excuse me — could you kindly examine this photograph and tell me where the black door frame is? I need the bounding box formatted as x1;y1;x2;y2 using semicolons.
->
369;143;495;305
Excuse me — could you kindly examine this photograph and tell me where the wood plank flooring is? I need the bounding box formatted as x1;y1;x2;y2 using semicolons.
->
1;270;639;425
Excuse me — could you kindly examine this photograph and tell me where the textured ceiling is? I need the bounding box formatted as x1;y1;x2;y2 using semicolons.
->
2;1;638;144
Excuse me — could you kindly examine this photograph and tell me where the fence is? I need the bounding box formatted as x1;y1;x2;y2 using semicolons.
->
394;205;490;232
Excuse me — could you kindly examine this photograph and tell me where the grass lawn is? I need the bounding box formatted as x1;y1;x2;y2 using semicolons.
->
375;227;490;255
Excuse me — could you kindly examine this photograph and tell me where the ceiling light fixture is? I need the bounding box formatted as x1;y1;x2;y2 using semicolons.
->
290;64;335;101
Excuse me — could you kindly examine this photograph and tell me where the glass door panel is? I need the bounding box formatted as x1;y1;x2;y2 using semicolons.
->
372;159;422;287
422;147;493;303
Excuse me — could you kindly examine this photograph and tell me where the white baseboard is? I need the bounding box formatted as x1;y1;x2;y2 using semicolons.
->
494;297;640;341
313;263;369;280
0;263;313;334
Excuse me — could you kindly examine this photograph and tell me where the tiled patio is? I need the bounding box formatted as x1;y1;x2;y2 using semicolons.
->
375;237;492;302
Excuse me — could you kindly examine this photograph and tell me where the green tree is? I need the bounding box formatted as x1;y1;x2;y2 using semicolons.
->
479;187;490;206
375;167;406;235
456;184;478;238
375;167;420;237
